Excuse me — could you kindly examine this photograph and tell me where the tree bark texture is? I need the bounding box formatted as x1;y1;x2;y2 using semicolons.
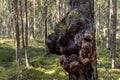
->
108;0;117;69
46;0;97;80
13;0;21;67
20;0;25;48
25;0;29;68
0;0;2;34
44;4;48;46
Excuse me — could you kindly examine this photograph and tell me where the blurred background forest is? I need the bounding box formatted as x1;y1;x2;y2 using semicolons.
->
0;0;120;80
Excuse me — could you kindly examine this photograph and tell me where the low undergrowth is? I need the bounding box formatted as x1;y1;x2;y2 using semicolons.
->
0;38;120;80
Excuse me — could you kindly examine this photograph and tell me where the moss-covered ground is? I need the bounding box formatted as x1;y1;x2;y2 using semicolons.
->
0;37;120;80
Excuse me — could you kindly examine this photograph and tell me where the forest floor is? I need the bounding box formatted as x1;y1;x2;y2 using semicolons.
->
0;37;120;80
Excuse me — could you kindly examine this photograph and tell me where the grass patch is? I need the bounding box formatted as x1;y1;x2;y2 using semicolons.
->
0;38;120;80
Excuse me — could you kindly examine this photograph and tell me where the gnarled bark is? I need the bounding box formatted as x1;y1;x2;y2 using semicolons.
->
46;0;97;80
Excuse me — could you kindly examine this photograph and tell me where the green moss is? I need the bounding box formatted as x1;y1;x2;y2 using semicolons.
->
68;9;82;19
51;33;58;39
59;23;67;31
0;38;120;80
57;18;67;32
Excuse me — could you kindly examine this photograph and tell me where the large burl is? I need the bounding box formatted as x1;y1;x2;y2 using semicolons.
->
46;9;96;80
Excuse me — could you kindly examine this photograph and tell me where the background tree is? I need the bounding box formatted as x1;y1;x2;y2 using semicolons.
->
20;0;25;48
108;0;117;69
44;0;48;46
13;0;21;68
25;0;29;68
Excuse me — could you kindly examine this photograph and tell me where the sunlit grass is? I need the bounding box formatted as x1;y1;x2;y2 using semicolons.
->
0;38;68;80
0;38;120;80
98;68;120;80
97;45;120;80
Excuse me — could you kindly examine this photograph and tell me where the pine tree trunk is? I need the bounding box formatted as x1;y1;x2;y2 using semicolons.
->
106;1;110;49
20;0;25;48
0;0;3;35
108;0;117;69
56;0;60;23
13;0;21;68
31;0;35;39
44;5;48;46
25;0;29;68
7;0;12;38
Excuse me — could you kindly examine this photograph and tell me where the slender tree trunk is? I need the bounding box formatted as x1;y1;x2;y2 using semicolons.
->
32;0;35;39
30;0;35;39
59;0;62;20
108;0;117;69
59;0;66;20
25;0;29;68
20;0;25;48
96;3;101;46
44;5;48;46
13;0;21;68
106;1;110;49
0;0;2;35
56;0;60;23
7;0;12;38
0;0;3;36
0;18;2;35
9;0;14;39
